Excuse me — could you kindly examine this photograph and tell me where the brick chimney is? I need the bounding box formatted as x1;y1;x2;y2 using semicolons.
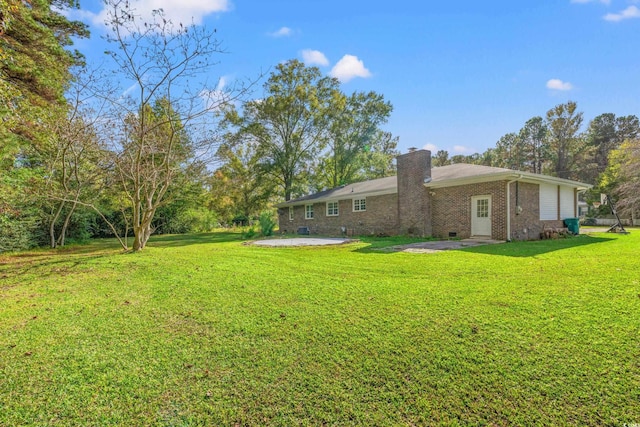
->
397;149;432;236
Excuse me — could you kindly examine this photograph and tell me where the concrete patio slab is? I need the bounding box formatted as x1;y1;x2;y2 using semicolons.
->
252;237;355;247
251;237;504;252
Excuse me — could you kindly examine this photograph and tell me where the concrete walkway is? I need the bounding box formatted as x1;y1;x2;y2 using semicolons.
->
383;238;505;253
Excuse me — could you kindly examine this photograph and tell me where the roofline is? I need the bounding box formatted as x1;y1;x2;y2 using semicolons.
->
276;169;592;208
275;188;397;207
425;170;592;191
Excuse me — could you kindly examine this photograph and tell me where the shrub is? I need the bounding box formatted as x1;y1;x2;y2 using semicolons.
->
242;226;257;239
0;214;38;253
259;211;276;237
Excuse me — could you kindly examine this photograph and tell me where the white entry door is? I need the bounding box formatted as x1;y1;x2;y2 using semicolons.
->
471;195;492;237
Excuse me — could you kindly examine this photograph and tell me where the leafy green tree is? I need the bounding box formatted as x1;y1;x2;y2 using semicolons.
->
40;112;105;248
0;0;88;252
545;101;584;179
1;0;88;143
476;148;497;166
579;113;640;184
494;132;527;170
207;142;275;225
598;139;640;216
315;91;393;189
112;100;194;250
432;150;451;167
518;116;548;174
450;154;468;164
95;0;240;250
358;130;399;180
151;163;212;235
227;60;340;201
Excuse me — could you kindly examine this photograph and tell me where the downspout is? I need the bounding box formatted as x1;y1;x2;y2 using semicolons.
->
506;175;523;242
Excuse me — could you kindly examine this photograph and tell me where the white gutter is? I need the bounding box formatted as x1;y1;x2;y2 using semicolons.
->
428;171;592;191
506;175;523;242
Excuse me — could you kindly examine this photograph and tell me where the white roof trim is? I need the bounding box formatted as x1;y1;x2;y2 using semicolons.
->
425;170;592;190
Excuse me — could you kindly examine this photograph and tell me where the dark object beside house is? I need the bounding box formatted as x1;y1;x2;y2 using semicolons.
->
297;226;310;235
563;218;580;234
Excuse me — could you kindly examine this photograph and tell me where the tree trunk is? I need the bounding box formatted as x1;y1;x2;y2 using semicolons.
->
132;213;154;251
57;202;77;247
49;201;65;248
132;227;144;251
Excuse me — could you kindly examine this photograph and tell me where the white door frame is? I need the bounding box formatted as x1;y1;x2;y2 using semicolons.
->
471;195;492;237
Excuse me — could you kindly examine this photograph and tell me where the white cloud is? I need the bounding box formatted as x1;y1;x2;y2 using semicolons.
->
423;143;438;152
453;145;472;153
268;27;292;37
574;0;609;4
329;55;372;83
91;0;229;28
121;82;139;98
603;5;640;21
570;0;610;4
300;49;329;66
546;79;574;91
200;76;234;110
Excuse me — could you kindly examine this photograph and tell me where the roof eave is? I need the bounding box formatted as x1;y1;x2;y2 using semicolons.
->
276;188;397;207
426;171;592;190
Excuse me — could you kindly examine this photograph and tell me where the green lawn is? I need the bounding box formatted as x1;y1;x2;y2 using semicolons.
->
1;231;639;425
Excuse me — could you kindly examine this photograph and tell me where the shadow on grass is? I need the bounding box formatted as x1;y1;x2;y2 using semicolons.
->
353;234;615;257
461;235;614;257
0;232;243;282
148;232;243;248
0;252;115;284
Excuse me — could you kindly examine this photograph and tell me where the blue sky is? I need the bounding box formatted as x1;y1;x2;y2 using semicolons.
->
69;0;640;155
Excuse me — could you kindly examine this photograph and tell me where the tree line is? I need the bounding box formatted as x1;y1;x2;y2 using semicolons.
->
0;1;396;252
207;59;398;226
2;2;639;253
431;102;640;212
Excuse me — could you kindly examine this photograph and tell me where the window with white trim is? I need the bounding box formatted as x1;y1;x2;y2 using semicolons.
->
353;198;366;212
326;201;339;216
305;204;314;219
289;206;294;221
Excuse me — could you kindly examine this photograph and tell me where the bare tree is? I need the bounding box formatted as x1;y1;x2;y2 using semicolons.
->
96;0;249;251
35;71;111;248
606;138;640;216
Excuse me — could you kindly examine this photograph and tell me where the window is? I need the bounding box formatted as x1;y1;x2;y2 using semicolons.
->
326;201;339;216
353;198;366;212
305;204;314;219
476;198;489;218
289;206;294;221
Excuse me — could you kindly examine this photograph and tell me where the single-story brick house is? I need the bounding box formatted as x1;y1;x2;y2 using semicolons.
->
276;149;591;241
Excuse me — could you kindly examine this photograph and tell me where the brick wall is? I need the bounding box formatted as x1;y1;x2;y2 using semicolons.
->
397;149;432;236
431;181;508;240
509;181;543;240
277;162;566;240
510;181;567;240
277;193;399;236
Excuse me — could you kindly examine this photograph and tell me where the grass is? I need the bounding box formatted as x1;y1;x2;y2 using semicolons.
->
1;230;639;425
